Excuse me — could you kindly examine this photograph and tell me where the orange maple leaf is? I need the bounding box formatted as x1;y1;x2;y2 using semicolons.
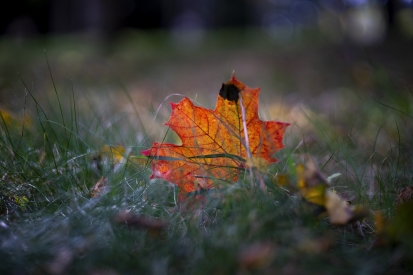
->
142;75;289;192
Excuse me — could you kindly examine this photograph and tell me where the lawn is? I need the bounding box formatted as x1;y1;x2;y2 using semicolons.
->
1;29;413;274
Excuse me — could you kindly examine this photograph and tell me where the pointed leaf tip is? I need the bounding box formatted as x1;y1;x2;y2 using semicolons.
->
141;149;151;157
231;72;236;82
170;102;177;109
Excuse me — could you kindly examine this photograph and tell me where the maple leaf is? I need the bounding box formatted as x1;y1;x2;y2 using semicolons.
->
142;75;289;192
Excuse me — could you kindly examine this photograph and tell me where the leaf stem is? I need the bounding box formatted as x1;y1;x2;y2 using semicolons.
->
240;96;265;192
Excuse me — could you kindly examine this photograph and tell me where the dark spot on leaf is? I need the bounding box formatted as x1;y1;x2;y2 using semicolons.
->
220;83;239;102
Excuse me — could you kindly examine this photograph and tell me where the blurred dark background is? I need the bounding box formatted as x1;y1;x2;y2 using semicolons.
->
1;0;413;45
1;0;413;123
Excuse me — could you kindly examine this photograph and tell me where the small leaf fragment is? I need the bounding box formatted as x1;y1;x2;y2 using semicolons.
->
396;186;413;205
0;109;31;130
296;163;327;207
100;144;129;165
90;176;109;198
325;190;354;225
13;196;29;210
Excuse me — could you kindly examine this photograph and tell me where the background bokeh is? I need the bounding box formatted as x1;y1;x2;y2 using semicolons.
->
1;0;413;146
2;0;413;44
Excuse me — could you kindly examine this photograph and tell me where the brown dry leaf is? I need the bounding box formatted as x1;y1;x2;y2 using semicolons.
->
238;242;275;270
0;109;31;129
325;190;368;225
296;162;327;207
374;211;386;235
269;172;297;196
275;174;289;187
90;176;109;198
373;211;388;246
396;186;413;205
100;145;129;165
296;161;368;225
114;210;168;236
96;145;146;171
